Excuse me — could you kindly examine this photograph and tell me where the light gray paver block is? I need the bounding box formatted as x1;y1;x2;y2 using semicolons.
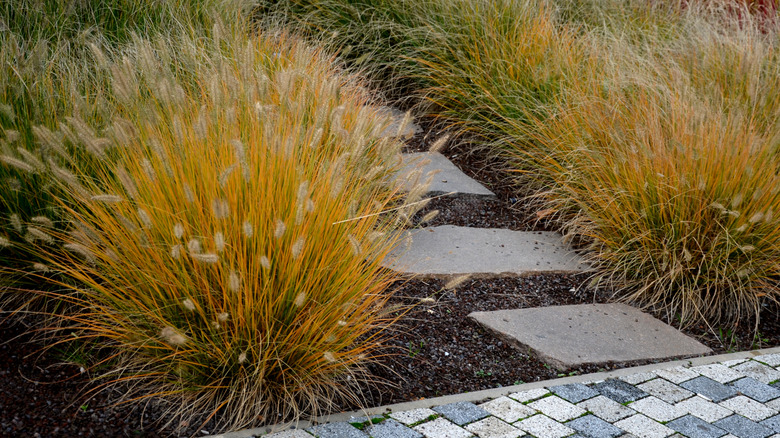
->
391;408;440;426
517;415;576;438
470;303;709;371
626;396;685;422
681;377;739;403
265;430;314;438
655;367;702;384
396;152;494;197
714;415;774;438
732;378;780;403
480;396;538;423
529;396;588;422
666;415;727;438
724;360;750;367
578;395;636;422
614;414;675;438
551;383;600;403
595;379;649;404
719;396;777;422
386;226;586;278
761;414;780;433
621;373;658;385
566;414;624;438
464;417;523;438
754;354;780;367
676;396;734;423
691;365;745;384
638;378;695;404
367;419;424;438
732;362;780;385
767;399;780;412
413;418;473;438
308;422;368;438
509;388;550;403
433;402;490;426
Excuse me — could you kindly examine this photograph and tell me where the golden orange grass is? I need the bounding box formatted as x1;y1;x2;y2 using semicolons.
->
32;32;405;433
520;67;780;329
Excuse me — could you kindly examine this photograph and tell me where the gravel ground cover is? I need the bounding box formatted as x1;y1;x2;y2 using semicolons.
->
1;123;778;437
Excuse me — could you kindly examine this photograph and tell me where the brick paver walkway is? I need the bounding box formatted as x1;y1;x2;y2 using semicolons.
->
230;351;780;438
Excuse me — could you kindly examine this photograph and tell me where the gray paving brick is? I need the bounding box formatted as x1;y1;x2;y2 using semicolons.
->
614;414;675;438
667;415;727;438
714;415;774;438
433;402;490;426
676;396;734;423
566;414;624;438
732;378;780;403
517;414;576;438
578;395;635;422
480;396;538;423
349;415;385;425
509;388;551;403
627;396;685;422
367;419;423;438
265;430;314;438
464;417;523;438
733;362;780;385
655;367;702;384
681;377;739;402
551;383;600;403
638;378;695;404
414;417;473;438
755;354;780;367
594;379;649;404
760;414;780;433
719;396;777;422
621;373;657;385
691;365;745;384
308;422;369;438
391;408;439;426
529;395;587;422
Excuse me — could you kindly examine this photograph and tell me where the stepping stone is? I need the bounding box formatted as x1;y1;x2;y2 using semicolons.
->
469;303;712;371
395;152;495;197
374;106;422;138
383;226;587;278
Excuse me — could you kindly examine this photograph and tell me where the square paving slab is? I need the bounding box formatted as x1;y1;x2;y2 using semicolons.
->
395;152;495;197
382;226;587;277
469;303;711;370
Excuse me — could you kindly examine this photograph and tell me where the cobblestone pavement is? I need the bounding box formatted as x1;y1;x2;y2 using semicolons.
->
240;352;780;438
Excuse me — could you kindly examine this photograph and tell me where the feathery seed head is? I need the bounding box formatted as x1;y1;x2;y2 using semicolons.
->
348;234;361;256
171;244;183;259
27;226;54;244
0;236;10;248
293;291;306;308
749;212;764;223
32;263;49;272
31;216;53;228
291;237;305;259
182;299;196;311
9;214;22;232
137;208;152;228
115;165;138;201
183;184;195;204
444;274;471;290
731;193;744;208
191;253;219;263
212;198;230;219
219;164;236;188
421;210;440;223
274;220;286;239
238;351;247;364
173;223;185;239
260;255;271;270
242;221;253;238
217;312;229;322
187;239;202;254
141;159;156;181
31;125;66;156
0;154;36;173
306;199;315;213
323;352;336;363
64;243;95;264
215;231;225;252
337;320;347;326
160;326;188;346
429;134;451;153
91;194;124;203
228;271;240;292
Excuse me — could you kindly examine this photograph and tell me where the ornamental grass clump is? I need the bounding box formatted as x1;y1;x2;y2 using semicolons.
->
520;17;780;328
21;28;407;432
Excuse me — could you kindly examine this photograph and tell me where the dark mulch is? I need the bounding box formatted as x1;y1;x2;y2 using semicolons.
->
2;118;779;437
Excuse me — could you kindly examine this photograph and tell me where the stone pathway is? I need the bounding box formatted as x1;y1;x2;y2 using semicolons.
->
207;109;765;438
214;348;780;438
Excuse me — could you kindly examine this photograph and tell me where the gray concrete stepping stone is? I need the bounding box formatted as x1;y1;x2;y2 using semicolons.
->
308;421;368;438
367;419;424;438
760;414;780;433
681;377;739;403
468;303;711;370
374;106;422;138
396;152;495;197
593;379;649;404
566;414;624;438
667;415;728;438
732;378;780;403
713;415;774;438
384;226;587;278
433;401;489;426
